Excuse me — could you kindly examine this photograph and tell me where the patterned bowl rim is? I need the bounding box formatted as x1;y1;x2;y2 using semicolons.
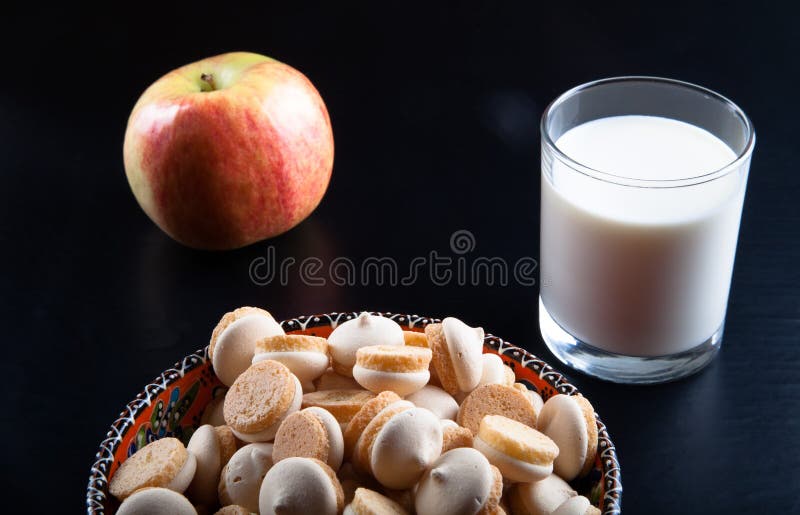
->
87;311;622;514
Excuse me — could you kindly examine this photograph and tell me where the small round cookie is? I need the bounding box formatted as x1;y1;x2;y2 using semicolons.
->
273;407;344;470
478;354;515;387
109;437;197;500
510;474;578;515
552;496;601;515
259;457;344;515
474;415;559;483
404;384;459;420
440;419;474;453
537;394;598;481
425;317;484;395
314;369;362;391
214;506;253;515
402;330;429;348
223;360;302;443
201;394;227;426
186;425;226;505
513;383;544;417
252;334;330;392
353;345;432;396
415;447;503;515
353;400;414;473
116;487;197;515
327;312;404;376
457;383;538;435
210;307;285;386
302;389;377;426
344;487;408;515
218;442;274;512
343;391;402;458
370;407;443;489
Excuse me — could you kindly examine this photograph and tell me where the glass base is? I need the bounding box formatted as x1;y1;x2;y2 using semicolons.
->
539;297;722;384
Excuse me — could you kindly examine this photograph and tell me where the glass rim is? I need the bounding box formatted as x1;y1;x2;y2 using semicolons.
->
540;76;756;188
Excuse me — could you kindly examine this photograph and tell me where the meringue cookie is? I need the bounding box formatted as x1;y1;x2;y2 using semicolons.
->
353;345;432;396
186;425;223;506
109;437;197;500
404;385;459;420
425;317;484;395
513;383;544;417
414;447;503;515
252;334;329;392
259;457;344;515
457;383;538;435
510;474;578;515
537;394;598;481
327;312;404;376
273;407;344;471
224;360;302;443
116;487;197;515
474;415;559;483
369;407;442;489
552;495;601;515
478;353;514;387
343;391;402;459
211;308;285;386
353;400;415;473
218;443;274;512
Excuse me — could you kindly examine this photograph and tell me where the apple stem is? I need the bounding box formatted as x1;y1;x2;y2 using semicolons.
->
200;73;216;92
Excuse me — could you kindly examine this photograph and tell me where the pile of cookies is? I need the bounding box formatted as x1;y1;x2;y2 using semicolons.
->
109;309;601;515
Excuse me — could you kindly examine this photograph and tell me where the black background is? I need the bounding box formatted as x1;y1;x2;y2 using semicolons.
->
2;2;799;513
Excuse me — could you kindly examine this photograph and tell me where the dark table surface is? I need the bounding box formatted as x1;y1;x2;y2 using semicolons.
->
2;3;798;513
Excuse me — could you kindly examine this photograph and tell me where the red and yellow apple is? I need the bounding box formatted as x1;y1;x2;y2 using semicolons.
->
123;52;334;249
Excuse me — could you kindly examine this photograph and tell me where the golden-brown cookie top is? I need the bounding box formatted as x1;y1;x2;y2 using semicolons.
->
349;487;409;515
402;330;430;348
425;323;459;394
441;423;474;454
302;389;376;423
343;391;402;458
272;409;330;464
478;415;559;465
457;383;538;435
574;395;598;477
223;360;296;433
254;334;328;354
355;345;432;372
108;437;189;500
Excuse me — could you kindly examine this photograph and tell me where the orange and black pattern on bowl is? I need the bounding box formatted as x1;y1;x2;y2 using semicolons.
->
87;312;622;514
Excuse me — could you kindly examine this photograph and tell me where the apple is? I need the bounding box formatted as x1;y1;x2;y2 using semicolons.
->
123;52;334;249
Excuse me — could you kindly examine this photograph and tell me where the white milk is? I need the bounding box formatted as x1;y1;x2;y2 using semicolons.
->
540;115;747;356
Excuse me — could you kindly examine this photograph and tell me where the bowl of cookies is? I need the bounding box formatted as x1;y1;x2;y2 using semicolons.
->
87;310;622;514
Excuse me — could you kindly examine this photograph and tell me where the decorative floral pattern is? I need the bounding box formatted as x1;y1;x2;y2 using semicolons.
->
87;312;622;514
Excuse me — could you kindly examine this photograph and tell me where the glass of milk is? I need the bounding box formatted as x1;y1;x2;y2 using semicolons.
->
539;77;755;383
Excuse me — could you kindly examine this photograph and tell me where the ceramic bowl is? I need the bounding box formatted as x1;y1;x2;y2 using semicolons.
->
87;312;622;514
